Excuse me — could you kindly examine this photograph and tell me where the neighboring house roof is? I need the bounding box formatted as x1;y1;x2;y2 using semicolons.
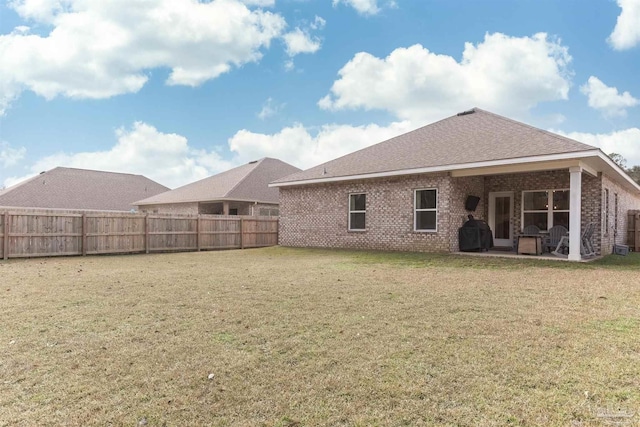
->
135;158;301;206
0;167;169;211
274;108;600;185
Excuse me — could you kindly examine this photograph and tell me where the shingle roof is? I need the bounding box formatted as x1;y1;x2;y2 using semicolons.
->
274;108;597;184
134;158;301;206
0;167;169;211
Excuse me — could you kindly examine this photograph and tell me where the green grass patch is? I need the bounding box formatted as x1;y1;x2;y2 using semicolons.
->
590;317;640;334
270;246;640;271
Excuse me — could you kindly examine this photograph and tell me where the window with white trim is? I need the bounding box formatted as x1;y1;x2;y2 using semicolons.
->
522;189;569;231
349;193;366;231
614;192;619;236
414;189;437;231
603;188;609;236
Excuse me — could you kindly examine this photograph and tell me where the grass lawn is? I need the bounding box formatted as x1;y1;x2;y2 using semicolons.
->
1;247;639;426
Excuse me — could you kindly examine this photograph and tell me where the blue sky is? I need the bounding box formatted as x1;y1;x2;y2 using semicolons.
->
1;0;639;189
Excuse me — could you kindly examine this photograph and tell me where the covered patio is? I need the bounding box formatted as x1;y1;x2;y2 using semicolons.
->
453;157;607;262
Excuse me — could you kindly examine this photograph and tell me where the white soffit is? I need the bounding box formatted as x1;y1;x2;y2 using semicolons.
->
450;159;597;177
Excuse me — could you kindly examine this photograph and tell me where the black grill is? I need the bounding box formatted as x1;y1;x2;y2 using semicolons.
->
459;215;493;252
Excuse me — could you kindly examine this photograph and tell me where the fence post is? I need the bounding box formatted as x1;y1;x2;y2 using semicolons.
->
240;217;244;249
145;214;150;254
3;212;8;260
82;213;87;256
636;213;640;252
196;215;201;252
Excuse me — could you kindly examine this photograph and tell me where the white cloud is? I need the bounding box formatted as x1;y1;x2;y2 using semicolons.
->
228;120;413;169
257;97;284;120
3;122;235;189
554;128;640;167
319;32;573;124
4;118;415;189
0;0;288;114
7;0;70;24
332;0;380;16
608;0;640;50
283;27;321;56
0;141;26;167
580;76;639;118
310;15;326;30
238;0;275;6
284;59;295;71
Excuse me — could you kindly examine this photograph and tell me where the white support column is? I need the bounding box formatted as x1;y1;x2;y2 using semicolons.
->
569;166;582;261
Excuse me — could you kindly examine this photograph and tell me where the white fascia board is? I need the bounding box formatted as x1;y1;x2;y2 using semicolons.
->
451;159;598;178
596;151;640;192
136;197;277;206
270;150;602;188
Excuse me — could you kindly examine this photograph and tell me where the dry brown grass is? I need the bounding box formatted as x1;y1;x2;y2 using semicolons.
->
1;247;639;426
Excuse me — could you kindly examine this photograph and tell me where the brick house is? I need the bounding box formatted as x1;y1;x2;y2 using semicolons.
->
135;158;300;216
271;109;640;261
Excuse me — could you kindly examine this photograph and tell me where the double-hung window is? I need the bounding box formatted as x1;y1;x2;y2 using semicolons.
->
522;189;569;230
349;193;366;231
414;189;437;231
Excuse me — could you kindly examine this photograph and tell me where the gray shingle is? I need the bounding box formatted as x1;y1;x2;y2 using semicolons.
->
135;158;301;206
0;167;169;211
274;108;596;184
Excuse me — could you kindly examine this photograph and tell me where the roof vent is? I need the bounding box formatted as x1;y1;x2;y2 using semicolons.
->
248;160;258;164
456;108;476;116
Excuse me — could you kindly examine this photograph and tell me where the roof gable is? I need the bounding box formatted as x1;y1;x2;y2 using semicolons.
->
275;108;597;184
135;158;301;206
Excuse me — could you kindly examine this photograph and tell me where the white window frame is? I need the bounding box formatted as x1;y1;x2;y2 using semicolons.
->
521;188;570;231
414;188;438;232
603;188;610;236
614;192;619;237
348;193;366;231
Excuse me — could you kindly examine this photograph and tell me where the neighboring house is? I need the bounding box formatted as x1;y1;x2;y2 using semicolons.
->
135;158;301;216
0;167;169;211
271;108;640;261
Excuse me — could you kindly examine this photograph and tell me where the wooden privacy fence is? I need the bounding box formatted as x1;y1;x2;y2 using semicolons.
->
0;209;278;260
629;210;640;252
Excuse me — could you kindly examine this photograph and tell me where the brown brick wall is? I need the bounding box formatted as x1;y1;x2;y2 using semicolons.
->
449;176;485;251
601;174;640;253
279;173;486;252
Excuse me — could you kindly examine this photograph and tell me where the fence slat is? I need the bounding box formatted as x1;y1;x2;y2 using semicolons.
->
145;214;150;254
197;216;201;252
635;213;640;252
240;218;244;250
82;213;87;256
3;212;8;260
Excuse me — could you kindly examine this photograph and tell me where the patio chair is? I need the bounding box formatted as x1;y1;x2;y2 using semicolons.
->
544;225;568;253
522;225;541;236
552;223;597;257
581;222;596;257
